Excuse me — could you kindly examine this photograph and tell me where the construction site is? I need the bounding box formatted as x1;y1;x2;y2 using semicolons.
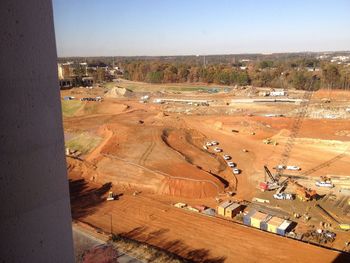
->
63;80;350;262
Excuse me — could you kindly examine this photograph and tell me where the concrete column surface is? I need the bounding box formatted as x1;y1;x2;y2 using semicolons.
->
0;0;74;262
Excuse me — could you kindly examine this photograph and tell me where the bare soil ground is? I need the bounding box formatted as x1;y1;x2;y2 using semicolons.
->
62;85;350;262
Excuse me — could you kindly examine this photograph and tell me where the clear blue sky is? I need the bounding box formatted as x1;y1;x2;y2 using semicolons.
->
53;0;350;57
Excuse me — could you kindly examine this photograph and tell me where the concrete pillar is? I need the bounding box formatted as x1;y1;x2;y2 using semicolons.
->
0;1;74;262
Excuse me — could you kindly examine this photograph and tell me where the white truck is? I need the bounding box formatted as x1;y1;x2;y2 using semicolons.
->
315;181;334;188
286;165;301;171
273;193;294;200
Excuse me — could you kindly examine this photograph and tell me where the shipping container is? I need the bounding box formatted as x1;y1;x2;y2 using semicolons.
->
225;203;243;218
250;211;269;229
260;215;272;231
267;217;285;234
243;210;256;226
277;220;293;236
217;201;232;216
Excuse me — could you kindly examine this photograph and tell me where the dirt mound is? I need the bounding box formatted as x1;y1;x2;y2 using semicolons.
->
158;177;220;198
105;86;133;98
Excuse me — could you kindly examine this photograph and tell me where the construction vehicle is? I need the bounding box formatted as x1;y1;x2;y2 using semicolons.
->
272;179;294;200
289;179;317;201
106;191;116;201
263;138;278;146
259;166;280;191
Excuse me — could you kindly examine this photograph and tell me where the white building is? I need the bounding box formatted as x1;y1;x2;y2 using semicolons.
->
270;89;287;96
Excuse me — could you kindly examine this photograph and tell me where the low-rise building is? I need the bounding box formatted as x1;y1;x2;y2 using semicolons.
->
217;200;232;216
224;203;243;218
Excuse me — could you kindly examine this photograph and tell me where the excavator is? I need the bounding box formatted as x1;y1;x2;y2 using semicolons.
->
259;166;280;191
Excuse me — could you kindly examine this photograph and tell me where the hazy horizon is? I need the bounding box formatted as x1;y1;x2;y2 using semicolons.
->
53;0;350;57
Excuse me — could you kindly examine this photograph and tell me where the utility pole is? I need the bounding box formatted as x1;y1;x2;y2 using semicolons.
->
110;214;113;235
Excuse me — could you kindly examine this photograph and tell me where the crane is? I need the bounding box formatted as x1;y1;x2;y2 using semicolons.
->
276;76;317;180
259;165;280;191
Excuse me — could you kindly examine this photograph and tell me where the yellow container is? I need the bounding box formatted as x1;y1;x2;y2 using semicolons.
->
267;217;285;233
250;211;268;228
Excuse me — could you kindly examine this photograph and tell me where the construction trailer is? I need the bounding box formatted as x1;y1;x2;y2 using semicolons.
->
260;215;273;231
224;203;243;219
217;200;232;216
266;217;285;234
203;208;216;216
243;210;257;226
250;211;270;229
277;220;293;236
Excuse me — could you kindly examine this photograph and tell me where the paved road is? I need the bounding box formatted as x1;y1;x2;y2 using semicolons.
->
73;226;143;263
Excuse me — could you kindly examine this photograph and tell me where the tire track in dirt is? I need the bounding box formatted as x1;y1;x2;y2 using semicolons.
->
138;129;157;166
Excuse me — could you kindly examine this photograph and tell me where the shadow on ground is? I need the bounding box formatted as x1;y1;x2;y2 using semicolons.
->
69;178;112;219
118;226;226;263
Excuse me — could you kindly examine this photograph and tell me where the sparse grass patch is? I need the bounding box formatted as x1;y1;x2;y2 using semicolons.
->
65;132;102;154
62;100;83;117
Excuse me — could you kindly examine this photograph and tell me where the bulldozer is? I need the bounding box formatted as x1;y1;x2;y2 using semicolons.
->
263;138;278;146
106;191;116;201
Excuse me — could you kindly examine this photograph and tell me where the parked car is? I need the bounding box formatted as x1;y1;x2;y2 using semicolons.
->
214;147;222;153
223;154;231;160
233;168;241;174
211;141;219;146
227;161;236;168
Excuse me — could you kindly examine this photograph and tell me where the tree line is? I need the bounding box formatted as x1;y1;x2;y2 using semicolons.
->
121;60;350;90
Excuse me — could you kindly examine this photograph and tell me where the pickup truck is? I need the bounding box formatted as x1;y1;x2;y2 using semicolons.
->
273;193;294;200
315;181;334;188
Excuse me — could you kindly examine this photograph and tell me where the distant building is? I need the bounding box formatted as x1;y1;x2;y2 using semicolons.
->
82;77;94;87
57;62;74;80
270;89;287;97
306;67;320;72
59;78;76;89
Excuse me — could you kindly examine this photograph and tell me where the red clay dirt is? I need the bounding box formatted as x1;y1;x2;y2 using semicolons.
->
62;87;350;262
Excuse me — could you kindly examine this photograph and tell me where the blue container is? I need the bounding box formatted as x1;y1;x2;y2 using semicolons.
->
260;215;271;231
277;220;292;236
243;210;256;226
